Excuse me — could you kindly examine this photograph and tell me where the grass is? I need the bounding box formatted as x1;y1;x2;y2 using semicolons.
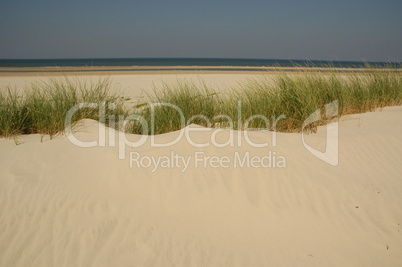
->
0;77;127;138
128;80;223;135
133;69;402;134
0;68;401;138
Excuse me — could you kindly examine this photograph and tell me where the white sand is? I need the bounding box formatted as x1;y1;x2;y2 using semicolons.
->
0;74;401;266
0;73;266;98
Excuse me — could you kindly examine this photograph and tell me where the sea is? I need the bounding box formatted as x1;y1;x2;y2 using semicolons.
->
0;58;399;70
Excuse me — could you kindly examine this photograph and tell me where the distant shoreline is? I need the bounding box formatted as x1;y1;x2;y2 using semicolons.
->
1;65;401;77
1;57;399;67
1;58;399;76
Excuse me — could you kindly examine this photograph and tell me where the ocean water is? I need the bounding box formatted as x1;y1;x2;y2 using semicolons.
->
0;58;397;69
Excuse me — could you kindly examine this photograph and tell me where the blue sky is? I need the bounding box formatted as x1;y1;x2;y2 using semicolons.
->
0;0;401;61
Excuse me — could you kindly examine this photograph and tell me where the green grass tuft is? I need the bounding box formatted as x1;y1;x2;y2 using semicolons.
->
131;69;402;134
1;68;401;138
0;77;127;138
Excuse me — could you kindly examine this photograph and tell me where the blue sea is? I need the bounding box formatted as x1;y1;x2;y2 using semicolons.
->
0;58;398;69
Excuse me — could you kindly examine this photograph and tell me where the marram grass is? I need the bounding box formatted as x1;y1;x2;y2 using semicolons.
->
0;77;127;138
133;70;401;134
0;69;401;138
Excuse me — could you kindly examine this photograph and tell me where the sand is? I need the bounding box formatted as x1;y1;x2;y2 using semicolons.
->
2;65;397;77
0;73;401;266
0;73;264;99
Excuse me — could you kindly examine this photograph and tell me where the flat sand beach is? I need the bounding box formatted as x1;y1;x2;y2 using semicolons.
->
0;71;402;266
2;65;400;77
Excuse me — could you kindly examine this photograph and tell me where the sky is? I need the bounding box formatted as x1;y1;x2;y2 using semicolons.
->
0;0;401;61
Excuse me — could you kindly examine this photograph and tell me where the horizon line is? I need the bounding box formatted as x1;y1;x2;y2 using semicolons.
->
0;57;400;64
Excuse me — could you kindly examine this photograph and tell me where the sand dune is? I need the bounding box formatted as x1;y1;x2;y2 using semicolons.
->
0;104;401;266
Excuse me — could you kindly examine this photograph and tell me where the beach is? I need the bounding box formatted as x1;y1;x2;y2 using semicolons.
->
1;70;402;266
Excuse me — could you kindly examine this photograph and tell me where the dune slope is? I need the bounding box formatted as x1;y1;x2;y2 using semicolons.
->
0;107;401;266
